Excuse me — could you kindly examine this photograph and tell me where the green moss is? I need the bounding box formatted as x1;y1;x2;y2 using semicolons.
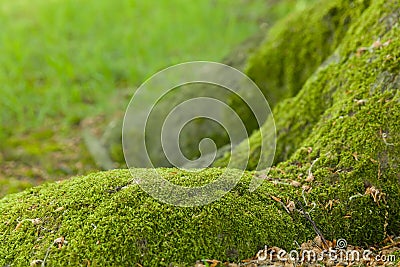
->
0;168;395;266
0;169;291;266
216;0;400;167
224;0;368;142
245;0;370;107
1;0;400;265
214;0;400;246
215;0;400;252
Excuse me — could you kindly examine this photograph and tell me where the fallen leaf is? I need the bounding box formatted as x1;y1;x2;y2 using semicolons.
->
32;218;41;225
271;196;282;203
30;260;43;266
54;236;68;249
286;201;296;212
15;222;23;231
290;180;301;187
305;174;314;182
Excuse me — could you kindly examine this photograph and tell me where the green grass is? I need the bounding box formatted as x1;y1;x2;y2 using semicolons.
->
0;0;258;138
0;0;314;139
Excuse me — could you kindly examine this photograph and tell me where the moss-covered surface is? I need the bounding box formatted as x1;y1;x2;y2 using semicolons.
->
215;0;400;167
0;167;396;266
245;0;371;107
1;0;400;265
214;0;400;247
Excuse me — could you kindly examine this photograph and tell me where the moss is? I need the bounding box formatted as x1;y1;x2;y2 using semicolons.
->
214;1;400;246
217;0;400;251
216;0;400;167
0;167;395;266
244;0;371;107
1;0;400;265
222;0;370;145
0;169;292;266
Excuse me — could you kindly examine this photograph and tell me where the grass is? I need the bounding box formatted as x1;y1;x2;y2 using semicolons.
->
0;0;314;196
0;0;264;136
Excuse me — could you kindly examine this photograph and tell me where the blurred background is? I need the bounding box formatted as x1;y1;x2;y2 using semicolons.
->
0;0;314;197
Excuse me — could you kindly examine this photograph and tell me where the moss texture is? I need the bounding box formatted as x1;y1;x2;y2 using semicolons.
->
215;0;400;244
0;167;396;266
215;0;400;167
245;0;371;107
1;0;400;266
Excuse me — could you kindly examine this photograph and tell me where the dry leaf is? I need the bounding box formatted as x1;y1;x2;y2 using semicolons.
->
15;222;23;231
54;236;68;249
356;47;369;56
286;201;296;212
271;196;281;203
290;180;301;187
30;260;43;266
305;174;314;182
32;218;41;225
302;185;311;192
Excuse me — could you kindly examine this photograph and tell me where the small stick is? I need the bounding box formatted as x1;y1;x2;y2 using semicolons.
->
381;241;400;250
271;196;291;214
296;200;329;249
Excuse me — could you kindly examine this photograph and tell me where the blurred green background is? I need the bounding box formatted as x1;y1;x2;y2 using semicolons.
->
0;0;313;196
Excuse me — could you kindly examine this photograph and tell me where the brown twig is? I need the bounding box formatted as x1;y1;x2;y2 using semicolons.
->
295;200;329;249
381;241;400;250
